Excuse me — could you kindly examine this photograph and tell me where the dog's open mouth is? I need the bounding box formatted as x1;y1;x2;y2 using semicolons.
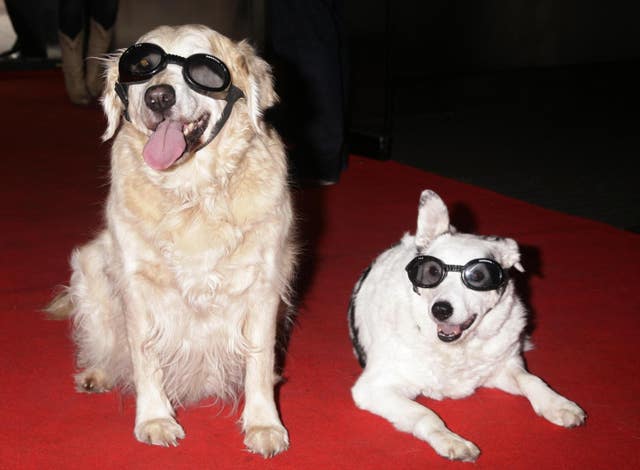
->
437;314;477;342
142;113;211;171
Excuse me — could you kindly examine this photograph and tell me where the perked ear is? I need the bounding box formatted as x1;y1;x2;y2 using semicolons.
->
234;40;278;133
415;190;450;250
495;237;525;272
100;51;124;141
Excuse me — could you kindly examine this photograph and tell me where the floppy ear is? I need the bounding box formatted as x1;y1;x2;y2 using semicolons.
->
494;237;525;272
100;51;124;141
234;40;278;133
415;190;451;250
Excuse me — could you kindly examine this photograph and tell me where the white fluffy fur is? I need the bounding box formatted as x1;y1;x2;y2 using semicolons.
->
47;25;295;457
349;189;585;462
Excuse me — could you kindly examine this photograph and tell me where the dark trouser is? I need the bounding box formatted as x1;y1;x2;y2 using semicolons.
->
58;0;119;39
4;0;48;57
266;0;348;183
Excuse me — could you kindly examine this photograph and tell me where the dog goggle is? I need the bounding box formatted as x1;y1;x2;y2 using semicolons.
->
405;256;506;292
114;42;244;122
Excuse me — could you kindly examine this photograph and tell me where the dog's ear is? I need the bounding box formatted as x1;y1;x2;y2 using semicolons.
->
232;40;278;133
100;51;124;141
415;190;450;250
494;237;525;272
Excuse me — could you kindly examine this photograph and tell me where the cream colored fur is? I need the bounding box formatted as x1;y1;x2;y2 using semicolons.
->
47;25;296;457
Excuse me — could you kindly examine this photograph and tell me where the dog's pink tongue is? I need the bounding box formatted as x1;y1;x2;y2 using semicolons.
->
142;120;186;170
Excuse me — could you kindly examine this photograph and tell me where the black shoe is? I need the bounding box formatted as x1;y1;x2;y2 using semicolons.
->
0;41;21;60
0;40;47;61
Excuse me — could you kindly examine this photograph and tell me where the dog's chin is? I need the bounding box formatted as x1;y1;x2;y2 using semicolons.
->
436;314;477;343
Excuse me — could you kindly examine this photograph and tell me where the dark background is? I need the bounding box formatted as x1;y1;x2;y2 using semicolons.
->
2;0;638;232
345;1;640;233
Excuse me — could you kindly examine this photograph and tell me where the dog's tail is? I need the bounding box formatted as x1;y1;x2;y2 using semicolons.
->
44;287;74;319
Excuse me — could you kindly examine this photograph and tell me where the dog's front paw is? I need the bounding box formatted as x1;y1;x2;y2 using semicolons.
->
135;418;185;447
244;425;289;458
428;430;480;462
540;397;586;428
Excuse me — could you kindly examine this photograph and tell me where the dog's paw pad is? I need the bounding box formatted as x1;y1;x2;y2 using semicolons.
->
244;425;289;458
429;430;480;462
135;418;185;447
543;400;587;428
74;369;111;393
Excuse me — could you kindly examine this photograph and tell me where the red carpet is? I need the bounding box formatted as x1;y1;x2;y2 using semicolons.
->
1;70;639;469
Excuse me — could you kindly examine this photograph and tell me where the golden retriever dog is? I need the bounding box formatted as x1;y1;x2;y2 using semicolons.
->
47;24;296;457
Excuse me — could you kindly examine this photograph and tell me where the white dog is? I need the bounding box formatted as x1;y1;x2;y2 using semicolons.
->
348;189;585;461
46;25;296;457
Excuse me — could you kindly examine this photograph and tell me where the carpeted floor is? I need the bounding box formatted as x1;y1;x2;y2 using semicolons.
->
1;70;639;469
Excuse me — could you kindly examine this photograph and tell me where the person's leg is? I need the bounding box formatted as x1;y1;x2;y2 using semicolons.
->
85;0;118;97
58;0;85;39
267;0;347;184
87;0;118;30
3;0;47;58
58;0;89;104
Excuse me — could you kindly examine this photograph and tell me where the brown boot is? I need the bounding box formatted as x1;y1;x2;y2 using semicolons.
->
58;30;90;105
85;19;113;98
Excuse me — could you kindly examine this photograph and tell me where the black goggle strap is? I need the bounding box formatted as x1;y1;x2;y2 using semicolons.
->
195;84;244;150
115;82;131;121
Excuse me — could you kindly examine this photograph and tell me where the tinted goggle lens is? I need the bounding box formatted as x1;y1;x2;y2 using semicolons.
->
406;257;445;288
118;43;164;83
118;43;231;93
406;256;505;291
462;259;504;290
184;54;230;91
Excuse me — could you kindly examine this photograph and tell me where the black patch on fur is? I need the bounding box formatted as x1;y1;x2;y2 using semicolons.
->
482;234;504;241
348;264;372;368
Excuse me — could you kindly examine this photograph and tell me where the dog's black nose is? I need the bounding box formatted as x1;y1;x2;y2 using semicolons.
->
432;301;453;321
144;84;176;113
